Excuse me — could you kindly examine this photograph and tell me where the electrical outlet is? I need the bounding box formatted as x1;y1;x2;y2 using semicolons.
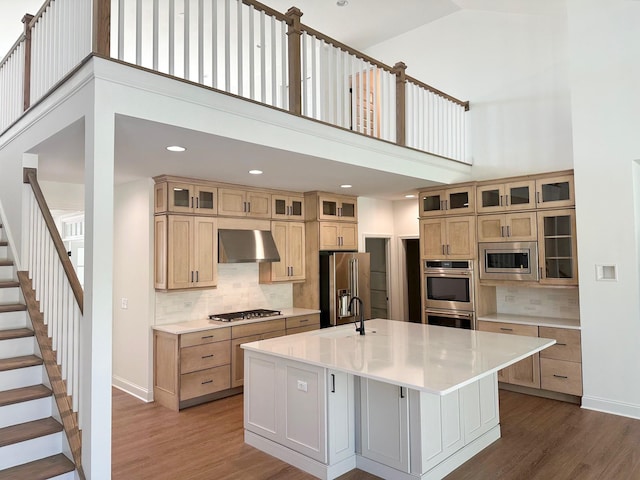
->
121;298;128;309
297;380;308;392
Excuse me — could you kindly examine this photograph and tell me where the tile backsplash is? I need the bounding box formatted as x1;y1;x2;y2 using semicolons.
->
155;263;293;325
495;286;580;320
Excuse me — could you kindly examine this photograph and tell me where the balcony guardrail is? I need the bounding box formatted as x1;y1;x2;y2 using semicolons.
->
0;0;471;163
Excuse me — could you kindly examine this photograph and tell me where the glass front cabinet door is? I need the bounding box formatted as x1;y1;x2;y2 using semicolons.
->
167;182;217;214
420;186;475;217
536;175;575;209
477;181;535;213
537;209;578;285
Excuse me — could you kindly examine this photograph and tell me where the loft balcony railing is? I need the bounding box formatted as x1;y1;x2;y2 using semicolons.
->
0;0;470;163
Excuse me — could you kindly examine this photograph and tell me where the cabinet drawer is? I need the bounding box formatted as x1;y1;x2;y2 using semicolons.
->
231;319;286;338
287;324;320;335
180;365;231;400
540;358;582;396
285;314;320;330
539;327;581;363
180;341;231;374
478;321;538;337
181;328;230;348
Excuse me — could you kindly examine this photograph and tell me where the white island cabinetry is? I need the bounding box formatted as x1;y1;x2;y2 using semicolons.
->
243;320;553;480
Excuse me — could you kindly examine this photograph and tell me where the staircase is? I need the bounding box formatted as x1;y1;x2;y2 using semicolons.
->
0;226;76;479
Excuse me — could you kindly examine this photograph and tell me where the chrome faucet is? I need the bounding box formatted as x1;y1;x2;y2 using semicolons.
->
349;296;365;335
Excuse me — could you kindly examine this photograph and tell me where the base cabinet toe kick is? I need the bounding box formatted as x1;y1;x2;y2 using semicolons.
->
243;350;501;480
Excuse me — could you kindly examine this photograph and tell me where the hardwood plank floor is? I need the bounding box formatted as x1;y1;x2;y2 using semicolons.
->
112;388;640;479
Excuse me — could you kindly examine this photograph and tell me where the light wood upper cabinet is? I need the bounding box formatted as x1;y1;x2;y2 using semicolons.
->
319;222;358;251
538;208;578;285
218;188;271;218
272;193;305;220
304;193;357;222
477;180;535;213
260;221;306;283
155;215;217;290
419;185;475;217
155;182;217;215
420;216;476;259
477;212;537;242
535;174;575;209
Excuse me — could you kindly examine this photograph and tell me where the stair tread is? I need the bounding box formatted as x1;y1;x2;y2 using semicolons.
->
0;454;74;480
0;385;51;407
0;281;19;288
0;260;12;267
0;417;62;448
0;241;7;247
0;328;34;341
0;304;26;313
0;355;43;372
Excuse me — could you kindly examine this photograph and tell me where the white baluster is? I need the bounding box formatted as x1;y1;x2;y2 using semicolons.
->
169;0;175;75
224;0;230;91
301;32;308;116
270;16;276;106
198;0;204;83
311;36;317;119
280;19;287;110
259;10;265;103
153;0;159;69
237;0;243;96
248;5;255;99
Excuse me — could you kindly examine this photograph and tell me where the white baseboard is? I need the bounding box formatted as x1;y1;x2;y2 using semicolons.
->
112;375;153;402
582;395;640;420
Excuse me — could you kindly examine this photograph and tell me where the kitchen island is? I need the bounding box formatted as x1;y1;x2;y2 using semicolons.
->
242;319;555;480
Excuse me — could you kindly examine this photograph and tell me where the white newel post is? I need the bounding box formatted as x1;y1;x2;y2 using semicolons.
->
81;93;114;478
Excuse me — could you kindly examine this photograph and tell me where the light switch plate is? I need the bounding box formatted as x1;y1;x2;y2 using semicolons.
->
297;380;308;392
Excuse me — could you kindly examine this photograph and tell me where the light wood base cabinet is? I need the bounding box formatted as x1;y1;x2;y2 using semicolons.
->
153;327;231;411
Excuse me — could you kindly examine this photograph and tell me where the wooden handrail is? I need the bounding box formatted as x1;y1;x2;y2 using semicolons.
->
405;74;469;110
241;0;288;22
23;168;84;314
0;34;26;70
300;24;395;74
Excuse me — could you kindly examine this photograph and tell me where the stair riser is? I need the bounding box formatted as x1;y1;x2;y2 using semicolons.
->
0;246;7;258
0;432;63;469
0;397;52;428
50;471;77;480
0;310;28;329
0;365;42;390
0;287;20;304
0;337;35;359
0;265;14;281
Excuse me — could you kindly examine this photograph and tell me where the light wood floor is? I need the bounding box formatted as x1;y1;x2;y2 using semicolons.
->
112;388;640;479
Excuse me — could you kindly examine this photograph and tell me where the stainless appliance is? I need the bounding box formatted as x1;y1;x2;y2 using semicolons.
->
208;308;282;322
478;241;539;281
425;308;474;330
218;229;280;263
319;252;371;328
424;260;474;312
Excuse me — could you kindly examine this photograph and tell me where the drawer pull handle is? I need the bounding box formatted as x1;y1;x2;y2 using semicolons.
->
556;343;567;346
553;374;568;379
201;335;214;339
201;380;213;385
299;319;309;323
202;354;214;359
500;327;513;331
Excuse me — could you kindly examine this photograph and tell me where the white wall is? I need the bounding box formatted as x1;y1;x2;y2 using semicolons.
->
567;0;640;418
113;178;155;401
40;181;85;210
366;8;574;177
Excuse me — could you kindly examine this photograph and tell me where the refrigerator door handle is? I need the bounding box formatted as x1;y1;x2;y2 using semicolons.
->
350;258;359;316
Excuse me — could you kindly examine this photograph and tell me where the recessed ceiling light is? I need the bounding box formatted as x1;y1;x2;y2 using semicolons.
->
405;194;417;199
166;145;186;152
340;184;352;189
336;0;348;6
249;169;263;175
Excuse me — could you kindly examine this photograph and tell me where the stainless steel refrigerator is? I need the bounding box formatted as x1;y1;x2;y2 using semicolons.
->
319;252;371;328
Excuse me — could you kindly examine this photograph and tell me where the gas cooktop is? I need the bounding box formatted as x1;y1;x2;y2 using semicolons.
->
208;309;282;322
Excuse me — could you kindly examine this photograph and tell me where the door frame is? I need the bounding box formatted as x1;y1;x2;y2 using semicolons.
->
396;235;420;322
363;234;392;320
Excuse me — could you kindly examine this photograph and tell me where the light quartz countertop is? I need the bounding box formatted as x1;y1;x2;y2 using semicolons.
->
477;313;580;330
242;318;555;395
152;307;320;335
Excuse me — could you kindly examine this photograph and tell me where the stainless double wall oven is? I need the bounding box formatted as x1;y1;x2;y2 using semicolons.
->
424;260;475;330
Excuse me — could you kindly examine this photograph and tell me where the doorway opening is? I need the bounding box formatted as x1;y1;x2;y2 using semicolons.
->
365;237;389;319
404;238;421;323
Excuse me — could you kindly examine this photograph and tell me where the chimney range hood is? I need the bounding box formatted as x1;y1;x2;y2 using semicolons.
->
218;229;281;263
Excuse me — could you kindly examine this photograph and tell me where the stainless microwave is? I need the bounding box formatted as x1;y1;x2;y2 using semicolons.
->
478;242;539;281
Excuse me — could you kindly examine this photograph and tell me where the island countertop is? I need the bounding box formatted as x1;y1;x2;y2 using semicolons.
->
242;318;555;395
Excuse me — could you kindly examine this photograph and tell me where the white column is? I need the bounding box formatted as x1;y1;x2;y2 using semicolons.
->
81;88;114;477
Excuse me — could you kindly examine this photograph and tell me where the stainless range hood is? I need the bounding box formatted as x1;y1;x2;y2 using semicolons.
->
218;229;281;263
